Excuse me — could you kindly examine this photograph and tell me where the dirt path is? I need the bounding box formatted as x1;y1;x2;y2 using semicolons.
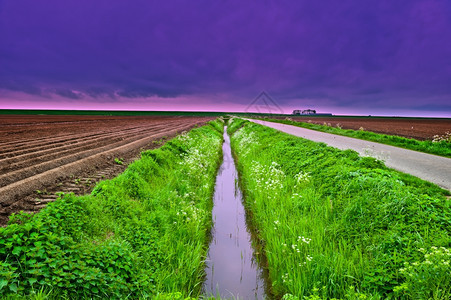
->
0;116;213;225
250;119;451;191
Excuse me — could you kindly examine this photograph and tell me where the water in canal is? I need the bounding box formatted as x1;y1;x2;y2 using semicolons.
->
204;128;268;299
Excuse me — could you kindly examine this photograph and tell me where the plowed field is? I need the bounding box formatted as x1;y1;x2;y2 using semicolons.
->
280;116;451;140
0;115;214;225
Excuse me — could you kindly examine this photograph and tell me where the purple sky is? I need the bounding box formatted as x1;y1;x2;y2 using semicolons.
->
1;0;451;116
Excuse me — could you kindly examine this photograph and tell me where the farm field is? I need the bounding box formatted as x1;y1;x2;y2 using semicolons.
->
273;116;451;140
0;115;214;225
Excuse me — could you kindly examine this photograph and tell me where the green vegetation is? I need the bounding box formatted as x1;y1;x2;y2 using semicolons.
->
114;157;124;165
261;117;451;158
0;120;224;298
228;118;451;299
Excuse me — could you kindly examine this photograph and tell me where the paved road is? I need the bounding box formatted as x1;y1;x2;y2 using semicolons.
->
249;119;451;191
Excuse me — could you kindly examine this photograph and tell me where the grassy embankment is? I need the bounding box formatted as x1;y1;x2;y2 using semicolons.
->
260;117;451;158
0;119;224;299
228;118;451;299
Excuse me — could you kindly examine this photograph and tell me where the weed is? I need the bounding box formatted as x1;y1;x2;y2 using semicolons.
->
35;189;47;195
114;157;124;165
153;139;165;145
55;192;65;198
84;178;92;186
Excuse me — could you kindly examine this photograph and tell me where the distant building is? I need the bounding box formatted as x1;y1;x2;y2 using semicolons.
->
302;109;316;115
292;109;317;115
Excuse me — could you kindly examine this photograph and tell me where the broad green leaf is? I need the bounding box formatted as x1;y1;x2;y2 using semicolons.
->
0;279;8;290
12;246;22;256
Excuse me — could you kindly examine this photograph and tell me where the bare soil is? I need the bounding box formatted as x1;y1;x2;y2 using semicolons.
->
279;116;451;140
0;115;214;226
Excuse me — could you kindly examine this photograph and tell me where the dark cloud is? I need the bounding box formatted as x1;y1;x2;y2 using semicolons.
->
54;89;83;100
413;103;451;112
0;80;44;96
0;0;450;114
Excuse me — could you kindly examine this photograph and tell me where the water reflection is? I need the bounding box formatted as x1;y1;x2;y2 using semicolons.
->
204;128;267;299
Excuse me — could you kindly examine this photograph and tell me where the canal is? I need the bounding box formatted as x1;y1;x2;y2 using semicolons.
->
204;127;269;299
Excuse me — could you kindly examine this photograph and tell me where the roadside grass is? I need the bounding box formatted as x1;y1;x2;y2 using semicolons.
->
260;117;451;158
228;118;451;299
0;119;224;298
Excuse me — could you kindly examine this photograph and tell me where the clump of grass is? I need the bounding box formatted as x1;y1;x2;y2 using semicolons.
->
262;117;451;158
114;157;124;165
228;118;450;299
0;119;224;298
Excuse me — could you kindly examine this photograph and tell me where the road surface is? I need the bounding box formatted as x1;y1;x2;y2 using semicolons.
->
249;119;451;191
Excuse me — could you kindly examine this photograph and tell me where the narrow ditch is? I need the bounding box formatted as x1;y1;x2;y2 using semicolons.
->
204;127;271;299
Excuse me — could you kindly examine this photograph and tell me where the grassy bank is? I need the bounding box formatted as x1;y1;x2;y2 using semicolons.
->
228;118;451;299
260;117;451;158
0;120;224;299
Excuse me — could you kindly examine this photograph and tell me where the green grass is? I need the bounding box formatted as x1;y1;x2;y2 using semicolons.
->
259;117;451;158
228;118;451;299
0;119;224;298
